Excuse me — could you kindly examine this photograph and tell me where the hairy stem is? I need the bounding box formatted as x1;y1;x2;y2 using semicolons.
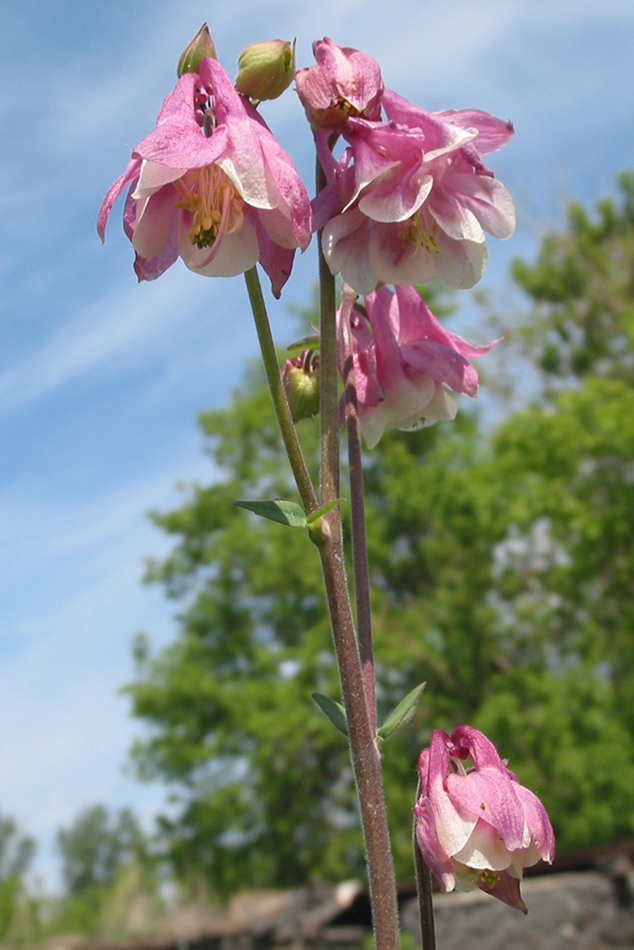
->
339;286;376;734
413;784;437;950
315;157;400;950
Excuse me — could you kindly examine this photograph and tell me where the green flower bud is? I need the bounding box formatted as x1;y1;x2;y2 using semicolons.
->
282;350;320;422
177;23;217;77
235;39;295;101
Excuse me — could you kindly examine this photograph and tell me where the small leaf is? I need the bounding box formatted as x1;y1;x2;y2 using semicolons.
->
306;498;345;525
287;334;320;352
312;693;348;736
378;682;426;740
234;499;307;528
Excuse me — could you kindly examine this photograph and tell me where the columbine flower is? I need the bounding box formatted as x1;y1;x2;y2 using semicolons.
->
339;285;496;448
311;70;514;293
295;37;383;131
98;57;312;297
415;726;555;913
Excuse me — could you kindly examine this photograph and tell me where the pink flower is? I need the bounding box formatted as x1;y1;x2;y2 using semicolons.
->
315;92;514;294
98;58;312;297
295;37;383;131
339;285;496;448
415;726;555;913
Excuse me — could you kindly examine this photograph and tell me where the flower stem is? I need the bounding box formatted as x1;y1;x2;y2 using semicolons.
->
339;285;377;734
315;157;400;950
243;266;318;515
413;784;437;950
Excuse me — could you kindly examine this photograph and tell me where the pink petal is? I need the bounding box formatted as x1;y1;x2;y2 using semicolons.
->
452;725;509;771
428;188;485;243
369;222;440;287
445;174;516;240
514;784;556;863
131;184;178;259
436;108;515;155
414;797;457;891
477;869;527;913
452;816;514;871
97;157;141;241
178;214;259;277
445;769;525;850
133;229;178;282
133;159;189;198
322;210;378;294
433;229;488;289
401;340;479;396
249;211;297;299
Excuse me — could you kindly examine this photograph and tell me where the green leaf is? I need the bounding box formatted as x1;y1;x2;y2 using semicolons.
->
305;499;345;525
378;682;426;740
312;693;348;736
287;334;320;352
234;499;307;528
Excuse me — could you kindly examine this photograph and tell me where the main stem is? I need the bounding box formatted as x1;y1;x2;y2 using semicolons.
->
316;160;400;950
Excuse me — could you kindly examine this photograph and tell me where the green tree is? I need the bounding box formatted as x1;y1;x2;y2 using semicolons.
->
57;805;146;895
509;170;634;383
0;812;37;944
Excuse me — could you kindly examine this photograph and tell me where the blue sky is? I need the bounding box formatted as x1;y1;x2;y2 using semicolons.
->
1;0;633;887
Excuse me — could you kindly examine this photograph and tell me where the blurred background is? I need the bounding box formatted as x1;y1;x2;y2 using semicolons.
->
1;0;634;942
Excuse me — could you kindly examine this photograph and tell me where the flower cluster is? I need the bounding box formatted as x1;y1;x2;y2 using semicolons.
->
415;726;555;913
297;38;513;443
100;31;513;442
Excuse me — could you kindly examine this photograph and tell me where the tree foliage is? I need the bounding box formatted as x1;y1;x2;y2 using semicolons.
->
57;805;147;895
0;813;36;944
126;174;634;893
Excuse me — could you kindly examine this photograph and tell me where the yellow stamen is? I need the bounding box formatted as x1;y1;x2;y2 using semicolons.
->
174;165;244;248
398;210;439;257
479;869;501;889
333;96;360;118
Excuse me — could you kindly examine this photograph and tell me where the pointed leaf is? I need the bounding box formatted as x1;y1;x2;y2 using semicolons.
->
287;334;320;352
378;682;426;740
234;499;307;528
306;498;345;525
312;693;348;736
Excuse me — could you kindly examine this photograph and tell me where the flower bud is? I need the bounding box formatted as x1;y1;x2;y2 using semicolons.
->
235;39;295;101
295;37;383;131
177;23;217;77
282;350;320;422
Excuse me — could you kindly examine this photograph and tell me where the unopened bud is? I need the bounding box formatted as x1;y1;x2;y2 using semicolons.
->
235;39;295;101
282;350;320;422
177;23;217;77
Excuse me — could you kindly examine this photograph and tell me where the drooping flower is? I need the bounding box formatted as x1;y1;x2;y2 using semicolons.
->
318;101;515;293
415;726;555;913
295;37;384;131
339;285;497;448
303;40;515;294
98;57;312;297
